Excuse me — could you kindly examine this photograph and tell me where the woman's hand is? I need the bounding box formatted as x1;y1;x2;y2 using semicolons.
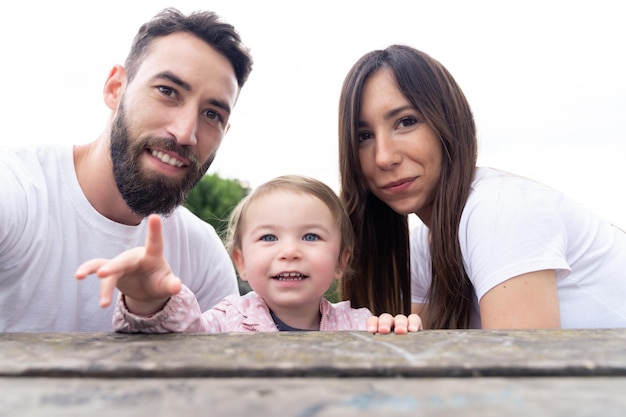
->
75;214;182;315
367;313;423;334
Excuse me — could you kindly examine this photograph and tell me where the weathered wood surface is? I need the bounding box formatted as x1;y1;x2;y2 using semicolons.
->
2;329;626;416
1;329;625;377
2;377;626;417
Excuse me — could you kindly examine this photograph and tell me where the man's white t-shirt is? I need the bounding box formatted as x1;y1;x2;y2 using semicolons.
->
0;145;238;332
411;167;626;328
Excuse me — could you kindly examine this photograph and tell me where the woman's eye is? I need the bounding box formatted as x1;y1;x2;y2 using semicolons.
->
398;116;417;128
303;233;320;242
260;234;277;242
357;131;372;142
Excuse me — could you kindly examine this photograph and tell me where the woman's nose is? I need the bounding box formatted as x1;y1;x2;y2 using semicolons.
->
375;133;401;169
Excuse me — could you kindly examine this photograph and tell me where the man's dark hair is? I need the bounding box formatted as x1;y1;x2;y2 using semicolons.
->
124;7;252;87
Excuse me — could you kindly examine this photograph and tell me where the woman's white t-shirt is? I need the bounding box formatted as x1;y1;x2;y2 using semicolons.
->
411;167;626;328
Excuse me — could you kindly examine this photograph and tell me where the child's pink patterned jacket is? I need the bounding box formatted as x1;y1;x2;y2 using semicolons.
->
113;285;372;333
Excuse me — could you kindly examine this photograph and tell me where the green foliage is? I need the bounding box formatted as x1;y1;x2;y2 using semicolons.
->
324;280;340;303
184;173;251;294
184;173;250;240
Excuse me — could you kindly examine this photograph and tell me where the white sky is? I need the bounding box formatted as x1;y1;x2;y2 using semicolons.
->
1;0;625;228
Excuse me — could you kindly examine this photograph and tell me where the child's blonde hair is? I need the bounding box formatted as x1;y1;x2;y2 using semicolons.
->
225;175;355;272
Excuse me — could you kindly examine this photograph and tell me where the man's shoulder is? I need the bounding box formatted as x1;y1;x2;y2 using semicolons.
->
160;208;223;246
165;206;215;230
1;144;67;173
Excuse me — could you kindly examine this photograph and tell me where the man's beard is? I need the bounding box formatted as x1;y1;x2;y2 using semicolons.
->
110;104;214;217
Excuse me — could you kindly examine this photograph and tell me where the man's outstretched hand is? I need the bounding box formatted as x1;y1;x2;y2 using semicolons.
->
75;214;182;315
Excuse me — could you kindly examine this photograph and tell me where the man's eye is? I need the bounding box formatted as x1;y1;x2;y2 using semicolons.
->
205;110;223;123
260;234;277;242
157;86;175;97
303;233;319;242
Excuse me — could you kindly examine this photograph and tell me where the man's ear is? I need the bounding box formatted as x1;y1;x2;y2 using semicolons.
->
231;248;248;281
334;249;351;280
103;64;127;111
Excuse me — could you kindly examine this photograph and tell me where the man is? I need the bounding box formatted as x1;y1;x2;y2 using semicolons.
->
0;8;253;332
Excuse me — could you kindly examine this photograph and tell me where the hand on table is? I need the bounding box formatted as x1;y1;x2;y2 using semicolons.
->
367;313;423;334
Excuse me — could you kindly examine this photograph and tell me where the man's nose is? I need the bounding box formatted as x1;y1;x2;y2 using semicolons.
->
168;109;198;146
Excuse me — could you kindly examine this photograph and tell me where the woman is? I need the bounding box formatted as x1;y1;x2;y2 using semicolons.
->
338;44;626;329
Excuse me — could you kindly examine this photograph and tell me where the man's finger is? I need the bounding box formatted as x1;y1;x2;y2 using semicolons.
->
99;275;121;308
144;214;164;258
75;258;109;280
92;247;146;278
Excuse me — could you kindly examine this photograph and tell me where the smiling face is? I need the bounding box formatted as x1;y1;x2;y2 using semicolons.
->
357;67;443;225
109;31;239;216
232;189;348;327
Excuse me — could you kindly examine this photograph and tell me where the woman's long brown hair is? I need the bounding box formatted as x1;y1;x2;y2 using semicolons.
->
338;45;477;328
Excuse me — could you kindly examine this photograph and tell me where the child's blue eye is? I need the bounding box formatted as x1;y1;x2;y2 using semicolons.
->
303;233;320;242
260;234;277;242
